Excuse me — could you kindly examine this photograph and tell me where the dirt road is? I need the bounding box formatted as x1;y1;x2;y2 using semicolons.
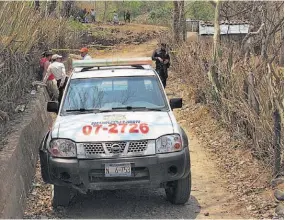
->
24;26;251;219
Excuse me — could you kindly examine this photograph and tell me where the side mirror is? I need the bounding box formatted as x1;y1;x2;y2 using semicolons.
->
170;98;182;110
47;101;59;113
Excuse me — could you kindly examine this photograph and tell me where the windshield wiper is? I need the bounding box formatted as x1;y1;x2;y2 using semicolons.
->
111;106;163;111
65;108;112;113
65;107;163;113
66;108;94;112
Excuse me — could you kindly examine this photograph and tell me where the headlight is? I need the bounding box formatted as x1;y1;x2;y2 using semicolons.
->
156;134;182;154
48;139;76;157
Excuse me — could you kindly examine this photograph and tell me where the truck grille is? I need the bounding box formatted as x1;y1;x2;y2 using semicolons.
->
128;141;148;153
80;140;152;158
84;143;104;155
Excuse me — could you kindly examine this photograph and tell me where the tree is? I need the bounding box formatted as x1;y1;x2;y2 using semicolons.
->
173;1;186;43
48;0;57;15
103;1;107;22
62;1;74;18
207;0;221;96
34;0;40;11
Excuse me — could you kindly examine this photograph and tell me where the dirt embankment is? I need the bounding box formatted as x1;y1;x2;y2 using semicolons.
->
83;23;167;48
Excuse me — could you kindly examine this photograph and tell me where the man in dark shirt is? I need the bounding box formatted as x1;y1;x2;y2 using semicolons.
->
126;10;131;23
151;43;170;88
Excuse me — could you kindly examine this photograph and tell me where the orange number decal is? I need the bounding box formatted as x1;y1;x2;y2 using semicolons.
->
129;124;139;133
119;124;127;133
94;125;102;134
109;124;118;133
83;125;92;135
139;123;149;134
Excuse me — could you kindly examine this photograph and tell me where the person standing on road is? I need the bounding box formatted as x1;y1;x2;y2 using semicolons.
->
43;54;68;105
151;43;170;88
90;9;96;23
125;10;131;23
113;12;119;25
80;47;92;60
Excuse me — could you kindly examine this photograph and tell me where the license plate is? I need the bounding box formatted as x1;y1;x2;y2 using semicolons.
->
105;163;132;177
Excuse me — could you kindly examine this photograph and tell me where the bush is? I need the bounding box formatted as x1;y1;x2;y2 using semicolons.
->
170;38;283;173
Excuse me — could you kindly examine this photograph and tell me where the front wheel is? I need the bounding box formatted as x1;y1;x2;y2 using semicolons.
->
165;173;191;204
52;185;74;208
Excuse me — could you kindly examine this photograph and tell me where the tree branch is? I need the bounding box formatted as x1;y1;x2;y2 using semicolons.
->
241;23;265;50
269;18;284;36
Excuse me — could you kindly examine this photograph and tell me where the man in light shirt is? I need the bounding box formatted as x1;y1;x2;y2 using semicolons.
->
80;47;92;60
43;54;68;104
90;9;96;23
41;52;59;101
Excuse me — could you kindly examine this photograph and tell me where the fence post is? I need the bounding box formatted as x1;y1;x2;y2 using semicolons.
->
273;108;281;176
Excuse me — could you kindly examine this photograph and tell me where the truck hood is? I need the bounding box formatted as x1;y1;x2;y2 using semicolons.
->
51;112;174;142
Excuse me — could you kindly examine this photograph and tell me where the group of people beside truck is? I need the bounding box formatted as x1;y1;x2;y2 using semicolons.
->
39;43;170;104
39;47;92;103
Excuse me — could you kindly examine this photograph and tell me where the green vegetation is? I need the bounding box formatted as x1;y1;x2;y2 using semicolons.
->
185;1;215;21
147;2;173;25
67;19;88;31
75;1;214;25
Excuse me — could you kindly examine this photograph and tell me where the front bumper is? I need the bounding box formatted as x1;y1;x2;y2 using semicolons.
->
40;148;190;192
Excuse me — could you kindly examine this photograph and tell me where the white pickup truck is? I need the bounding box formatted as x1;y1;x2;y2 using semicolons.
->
39;57;191;207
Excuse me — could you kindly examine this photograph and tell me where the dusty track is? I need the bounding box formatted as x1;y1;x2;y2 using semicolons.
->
24;24;251;219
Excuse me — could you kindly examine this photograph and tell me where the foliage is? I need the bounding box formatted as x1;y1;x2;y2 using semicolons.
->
67;19;88;31
185;1;215;21
75;1;173;24
74;1;214;25
147;6;172;25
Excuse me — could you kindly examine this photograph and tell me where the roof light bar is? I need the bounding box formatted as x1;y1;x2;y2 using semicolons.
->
72;57;153;68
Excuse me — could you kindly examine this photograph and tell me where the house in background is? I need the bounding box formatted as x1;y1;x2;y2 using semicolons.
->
198;20;250;44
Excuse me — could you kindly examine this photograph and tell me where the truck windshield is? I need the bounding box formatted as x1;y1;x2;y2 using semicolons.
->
61;76;168;113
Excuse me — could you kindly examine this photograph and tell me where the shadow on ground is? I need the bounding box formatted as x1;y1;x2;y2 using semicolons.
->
55;188;200;219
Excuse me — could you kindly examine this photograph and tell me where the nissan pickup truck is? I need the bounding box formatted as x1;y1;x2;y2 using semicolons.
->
39;57;191;207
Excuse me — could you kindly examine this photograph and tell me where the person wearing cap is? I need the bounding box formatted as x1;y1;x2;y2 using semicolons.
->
43;54;67;104
151;43;170;88
80;47;92;60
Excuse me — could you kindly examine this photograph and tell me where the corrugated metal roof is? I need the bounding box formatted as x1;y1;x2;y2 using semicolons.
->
186;19;200;22
200;20;250;26
199;21;250;35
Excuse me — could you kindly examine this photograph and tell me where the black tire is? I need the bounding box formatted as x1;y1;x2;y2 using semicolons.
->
52;185;73;207
165;173;191;204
